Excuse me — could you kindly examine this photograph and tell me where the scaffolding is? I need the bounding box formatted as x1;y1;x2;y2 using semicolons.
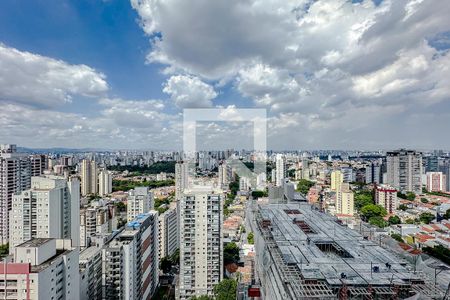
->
252;203;445;299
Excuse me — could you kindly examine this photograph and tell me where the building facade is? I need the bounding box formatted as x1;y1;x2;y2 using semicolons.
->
81;159;98;196
386;150;423;194
336;183;354;216
159;207;178;258
102;212;159;300
0;144;31;244
179;188;223;299
10;176;80;251
330;170;343;192
426;172;447;192
127;187;153;221
275;154;286;187
175;161;189;200
375;184;398;214
98;170;112;197
1;238;79;300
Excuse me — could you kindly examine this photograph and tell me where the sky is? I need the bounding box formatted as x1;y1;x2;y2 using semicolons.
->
0;0;450;150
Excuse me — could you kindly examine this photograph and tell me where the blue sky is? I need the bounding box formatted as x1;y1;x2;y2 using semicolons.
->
0;0;450;150
0;0;166;101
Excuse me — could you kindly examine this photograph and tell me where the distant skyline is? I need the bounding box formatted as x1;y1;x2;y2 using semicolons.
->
1;0;450;150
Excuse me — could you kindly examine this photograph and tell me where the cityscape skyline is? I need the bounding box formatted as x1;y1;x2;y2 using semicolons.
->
1;0;450;298
1;0;450;149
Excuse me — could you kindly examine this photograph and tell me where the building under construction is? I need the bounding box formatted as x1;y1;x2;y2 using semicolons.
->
251;203;445;299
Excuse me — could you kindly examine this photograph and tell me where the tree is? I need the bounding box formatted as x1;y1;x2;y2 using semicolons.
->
391;233;404;243
388;215;401;225
224;242;240;264
114;201;126;212
406;192;416;201
398;204;408;211
251;190;268;198
360;204;387;221
214;279;237;300
160;256;172;273
419;212;434;224
420;198;429;203
296;179;314;195
423;245;450;265
354;191;374;211
443;208;450;220
0;243;8;258
247;232;254;244
369;216;388;228
170;249;180;266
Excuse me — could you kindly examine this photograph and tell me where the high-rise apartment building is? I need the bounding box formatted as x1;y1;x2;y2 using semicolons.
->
30;154;47;176
127;187;153;221
330;170;343;192
275;154;286;187
2;238;79;300
336;183;354;216
102;212;159;300
365;162;382;184
386;150;423;194
80;204;115;249
175;161;189;200
9;175;80;251
340;167;355;183
218;163;229;190
98;170;112;197
375;185;398;214
159;206;178;258
79;246;103;300
81;159;98;196
179;188;223;299
442;161;450;194
426;172;447;192
0;144;31;245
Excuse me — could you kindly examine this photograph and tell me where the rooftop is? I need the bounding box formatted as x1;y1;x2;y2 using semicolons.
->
255;203;443;299
17;238;53;248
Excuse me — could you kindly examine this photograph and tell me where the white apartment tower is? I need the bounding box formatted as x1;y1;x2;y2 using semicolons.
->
9;176;80;252
98;169;112;196
102;212;159;300
275;154;286;187
218;163;229;190
3;238;80;300
0;144;31;244
81;159;98;196
175;161;189;200
179;188;223;299
127;187;153;221
386;150;423;194
159;206;178;258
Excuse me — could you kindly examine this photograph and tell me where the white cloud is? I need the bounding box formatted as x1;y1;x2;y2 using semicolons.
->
163;75;217;108
131;0;450;148
0;44;108;107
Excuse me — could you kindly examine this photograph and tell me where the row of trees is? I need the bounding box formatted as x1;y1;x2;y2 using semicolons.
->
108;161;176;174
112;179;174;192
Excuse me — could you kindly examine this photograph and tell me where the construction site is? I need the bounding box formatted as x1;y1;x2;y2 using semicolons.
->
250;203;446;299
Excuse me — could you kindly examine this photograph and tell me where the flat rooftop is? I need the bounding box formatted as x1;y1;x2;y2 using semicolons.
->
255;203;442;299
17;238;53;248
